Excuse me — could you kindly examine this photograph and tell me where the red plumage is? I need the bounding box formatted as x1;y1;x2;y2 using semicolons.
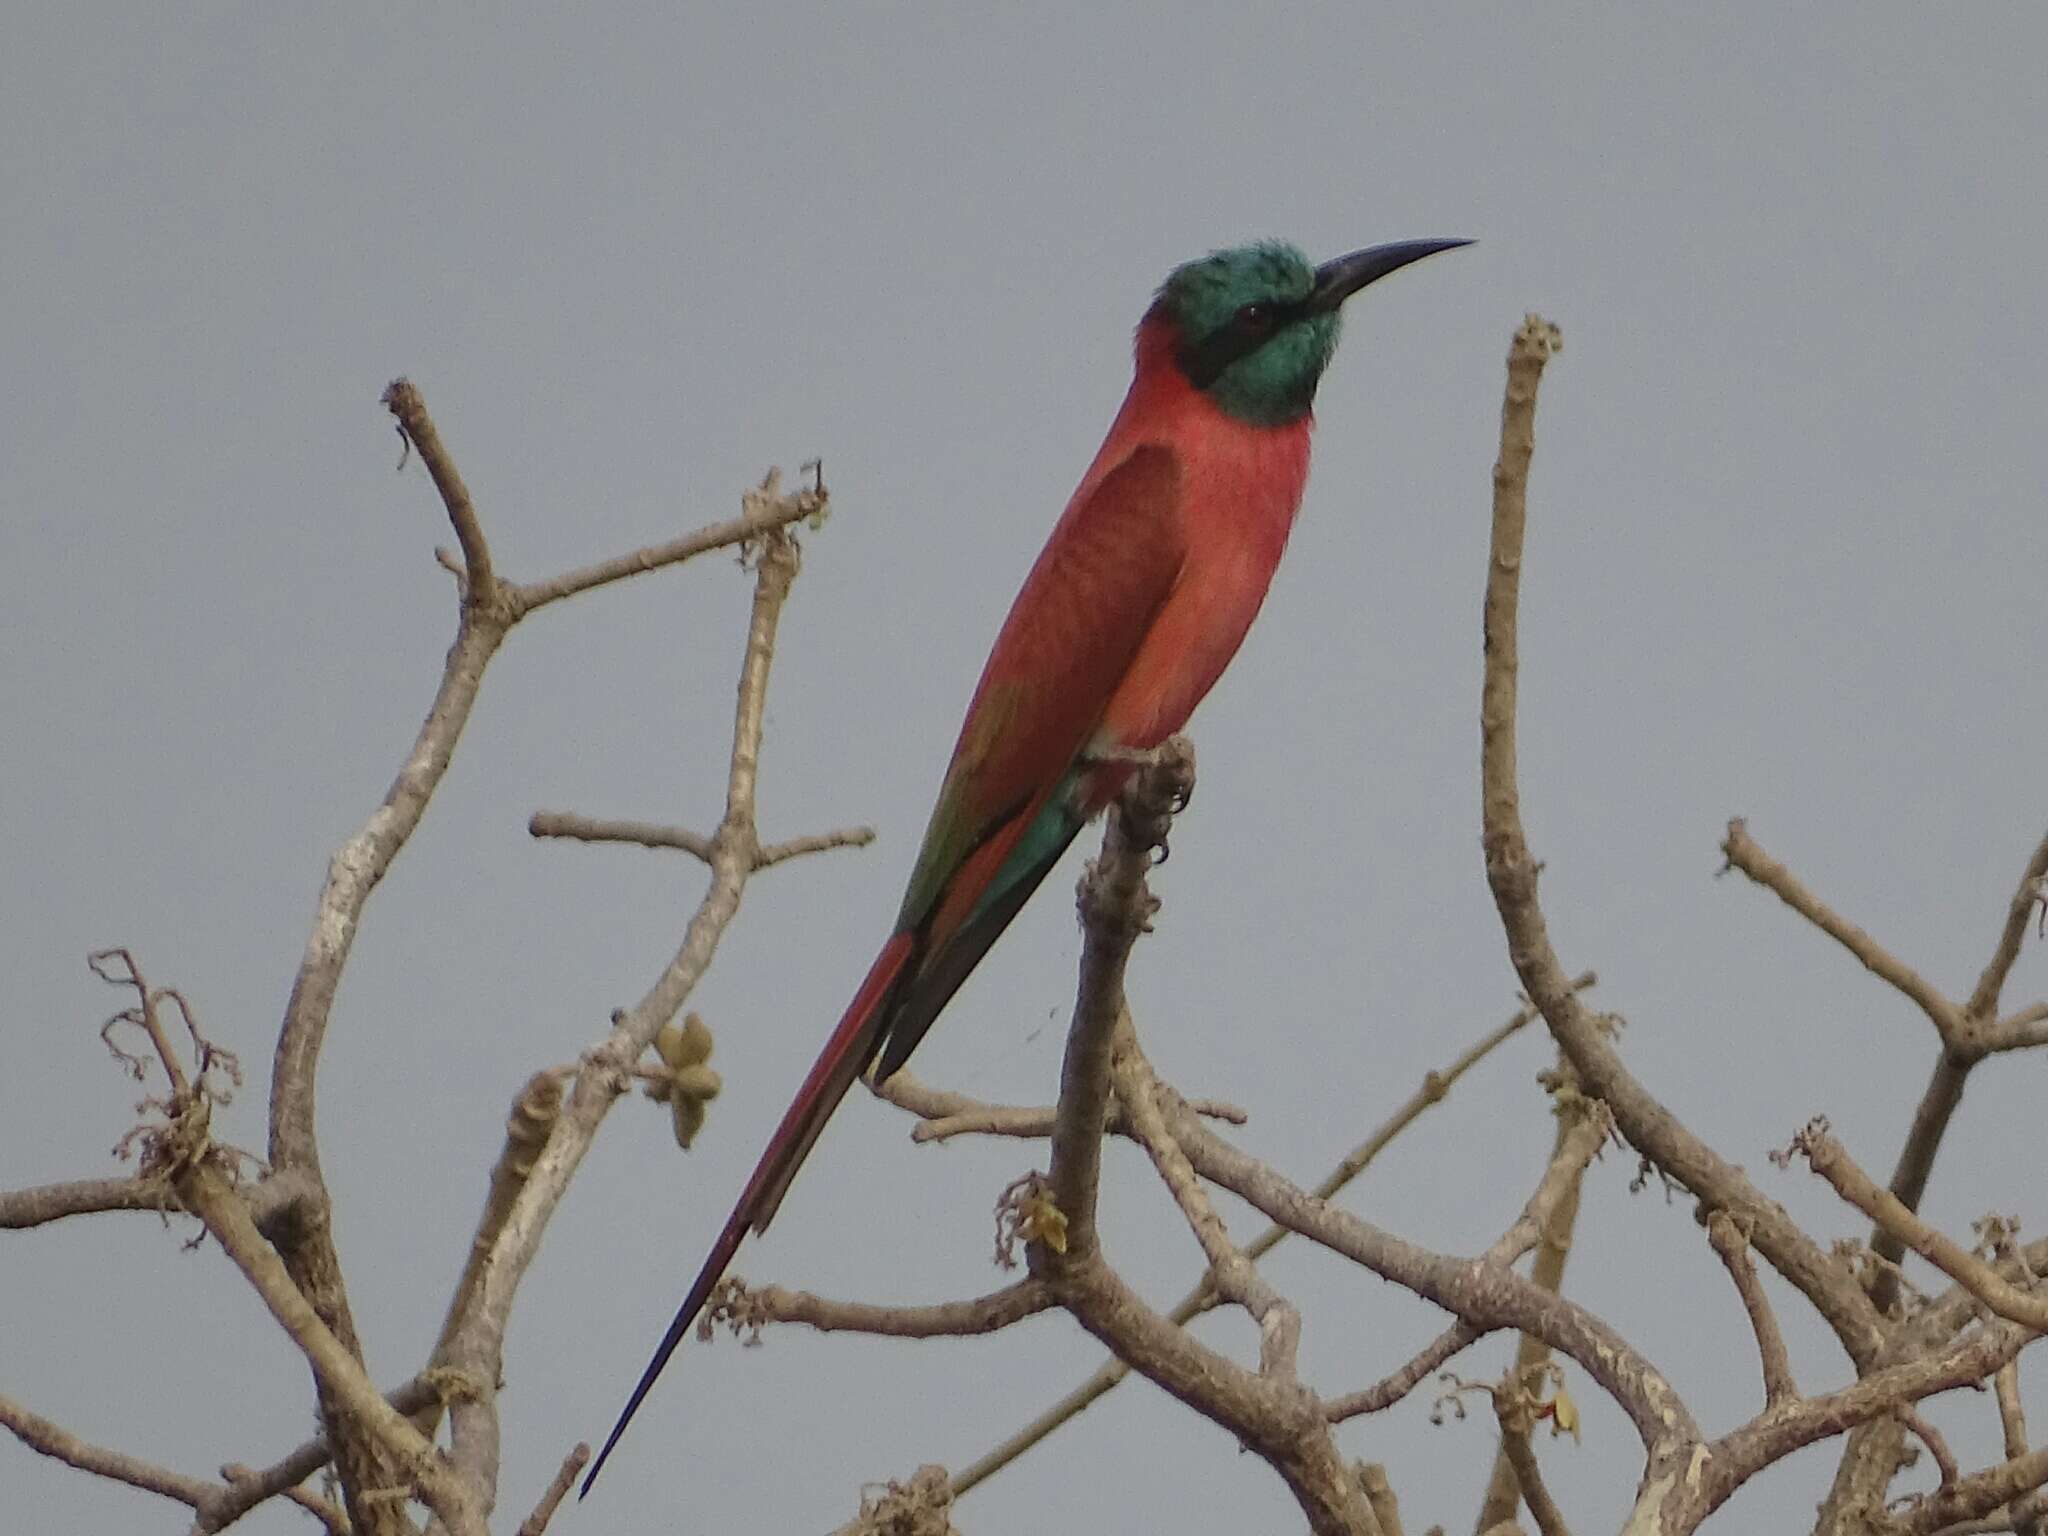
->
583;235;1472;1492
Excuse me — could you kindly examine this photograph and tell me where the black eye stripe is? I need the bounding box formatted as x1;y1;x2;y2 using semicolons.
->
1178;299;1302;387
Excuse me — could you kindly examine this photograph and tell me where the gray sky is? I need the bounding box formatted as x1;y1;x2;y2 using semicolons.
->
6;8;2045;1533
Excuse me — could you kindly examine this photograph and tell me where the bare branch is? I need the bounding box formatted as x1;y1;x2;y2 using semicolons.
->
875;1067;1245;1144
1325;1323;1482;1423
412;1072;565;1442
1020;744;1379;1534
1705;1317;2034;1515
198;1376;439;1533
1168;1093;1694;1459
1046;738;1193;1258
1998;1360;2033;1462
1356;1462;1407;1536
1784;1122;2048;1330
1872;1054;1975;1318
527;809;875;871
1474;315;1885;1376
504;470;824;617
0;1175;183;1227
431;488;812;1510
1986;1001;2048;1054
1884;1440;2048;1536
1898;1406;1961;1487
1053;1247;1379;1535
1475;1062;1594;1534
1498;1408;1574;1536
0;1376;440;1535
384;378;494;599
755;826;878;868
1725;815;2045;1339
527;811;715;862
1963;826;2048;1023
717;1278;1053;1339
270;381;518;1532
1294;978;1590;1213
1707;1211;1798;1406
948;1357;1126;1499
176;1159;477;1530
1721;819;1966;1044
1112;1027;1301;1378
1;1392;219;1510
1991;1362;2048;1536
950;979;1582;1497
1824;1238;2048;1529
514;1443;589;1536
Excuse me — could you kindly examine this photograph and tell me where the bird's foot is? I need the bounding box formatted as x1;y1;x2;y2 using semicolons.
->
1083;740;1195;815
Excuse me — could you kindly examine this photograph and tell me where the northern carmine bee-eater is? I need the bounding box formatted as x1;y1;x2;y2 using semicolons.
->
585;237;1468;1492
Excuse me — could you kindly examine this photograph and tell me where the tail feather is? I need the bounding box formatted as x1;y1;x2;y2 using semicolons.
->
872;812;1084;1082
581;932;917;1497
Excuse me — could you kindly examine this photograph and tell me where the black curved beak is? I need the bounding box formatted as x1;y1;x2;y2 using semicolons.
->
1308;239;1473;314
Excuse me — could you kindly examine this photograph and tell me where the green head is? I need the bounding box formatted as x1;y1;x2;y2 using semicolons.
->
1153;238;1472;426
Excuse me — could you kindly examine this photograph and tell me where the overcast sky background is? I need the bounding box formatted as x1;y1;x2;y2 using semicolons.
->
7;8;2046;1534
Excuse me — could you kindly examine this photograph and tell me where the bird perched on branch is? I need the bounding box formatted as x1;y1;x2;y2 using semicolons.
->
585;236;1468;1491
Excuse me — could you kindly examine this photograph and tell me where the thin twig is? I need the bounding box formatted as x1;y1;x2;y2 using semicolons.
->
414;1073;564;1441
1986;1001;2048;1054
1706;1211;1798;1406
515;1443;589;1536
1357;1463;1406;1536
1499;1411;1574;1536
0;1176;183;1227
528;812;715;862
1998;1360;2033;1463
1898;1407;1961;1486
1325;1324;1482;1423
1112;1026;1301;1378
1327;1094;1606;1430
756;826;878;868
527;811;875;870
505;475;824;617
1721;820;1965;1044
384;379;493;600
1475;1059;1593;1534
718;1279;1053;1339
0;1360;443;1533
1963;827;2048;1024
1993;1362;2048;1536
875;1068;1245;1144
1;1392;219;1510
1785;1123;2048;1330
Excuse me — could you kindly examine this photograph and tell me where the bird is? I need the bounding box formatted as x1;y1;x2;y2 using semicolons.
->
584;236;1468;1493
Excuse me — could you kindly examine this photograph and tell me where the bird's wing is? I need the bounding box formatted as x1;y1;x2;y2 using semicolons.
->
871;441;1187;1074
